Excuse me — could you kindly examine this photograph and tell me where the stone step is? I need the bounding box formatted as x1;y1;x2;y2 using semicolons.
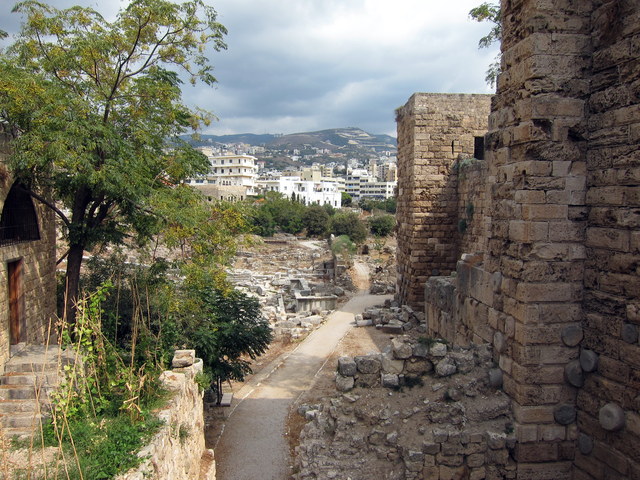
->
0;384;53;401
0;412;46;429
0;372;60;386
0;399;49;414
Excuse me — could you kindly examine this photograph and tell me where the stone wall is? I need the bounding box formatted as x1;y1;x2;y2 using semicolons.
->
398;1;640;479
0;128;57;371
578;1;640;478
395;93;491;309
116;350;216;480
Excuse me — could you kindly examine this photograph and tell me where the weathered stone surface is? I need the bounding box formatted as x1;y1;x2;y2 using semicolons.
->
599;403;625;432
435;358;457;377
561;325;584;347
336;375;355;392
579;349;599;373
578;433;593;455
355;355;382;374
488;368;503;388
430;342;448;357
380;352;404;374
381;373;400;389
622;323;639;344
171;349;196;368
554;404;577;425
564;360;584;388
338;356;357;377
391;337;413;359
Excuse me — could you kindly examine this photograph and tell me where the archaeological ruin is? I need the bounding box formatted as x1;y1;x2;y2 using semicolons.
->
396;1;640;479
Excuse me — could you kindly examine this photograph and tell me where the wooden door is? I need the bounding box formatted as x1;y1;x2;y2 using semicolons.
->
8;259;25;345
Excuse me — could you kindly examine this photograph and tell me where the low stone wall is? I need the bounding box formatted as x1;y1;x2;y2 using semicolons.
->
295;335;514;480
116;350;215;480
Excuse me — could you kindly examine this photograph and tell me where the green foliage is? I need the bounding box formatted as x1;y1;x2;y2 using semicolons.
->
184;286;273;403
329;211;368;244
0;0;228;320
341;192;353;207
469;2;502;88
303;204;330;237
358;196;396;214
41;412;163;479
331;235;356;264
368;214;396;237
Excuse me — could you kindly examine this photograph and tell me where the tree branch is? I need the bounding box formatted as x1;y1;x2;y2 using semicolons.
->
16;185;71;229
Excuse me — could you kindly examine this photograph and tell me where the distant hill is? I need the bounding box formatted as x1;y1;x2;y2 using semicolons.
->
185;127;397;154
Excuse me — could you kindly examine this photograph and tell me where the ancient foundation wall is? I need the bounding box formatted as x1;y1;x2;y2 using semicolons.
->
405;1;640;479
0;129;56;371
395;93;491;309
116;350;216;480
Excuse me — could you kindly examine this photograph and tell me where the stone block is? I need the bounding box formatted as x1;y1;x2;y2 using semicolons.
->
337;357;357;377
172;349;196;368
335;375;354;392
354;355;381;374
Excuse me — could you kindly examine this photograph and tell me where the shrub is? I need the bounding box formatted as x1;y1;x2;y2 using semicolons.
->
368;214;396;237
302;205;330;237
329;211;368;244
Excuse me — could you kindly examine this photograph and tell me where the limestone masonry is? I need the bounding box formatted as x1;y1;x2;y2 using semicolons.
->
396;1;640;479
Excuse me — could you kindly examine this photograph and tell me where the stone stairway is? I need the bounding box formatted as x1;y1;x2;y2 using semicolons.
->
0;345;75;438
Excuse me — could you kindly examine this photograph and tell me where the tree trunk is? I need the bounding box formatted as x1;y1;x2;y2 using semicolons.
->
64;243;85;327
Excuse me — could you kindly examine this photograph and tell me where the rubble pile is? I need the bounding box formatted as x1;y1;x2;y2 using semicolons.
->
365;243;397;295
229;236;347;339
293;316;515;480
356;301;426;335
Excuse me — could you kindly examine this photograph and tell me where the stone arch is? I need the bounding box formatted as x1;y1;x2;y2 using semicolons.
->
0;182;40;246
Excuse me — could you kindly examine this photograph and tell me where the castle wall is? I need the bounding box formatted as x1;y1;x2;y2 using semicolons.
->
399;1;640;478
577;1;640;478
0;128;57;371
395;93;491;309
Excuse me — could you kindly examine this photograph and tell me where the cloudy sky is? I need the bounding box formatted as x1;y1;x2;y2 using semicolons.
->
0;0;498;137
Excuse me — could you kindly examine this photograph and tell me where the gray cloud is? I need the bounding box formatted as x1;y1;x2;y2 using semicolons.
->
1;0;498;136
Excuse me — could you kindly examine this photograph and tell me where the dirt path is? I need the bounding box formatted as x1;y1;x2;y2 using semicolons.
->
214;261;391;480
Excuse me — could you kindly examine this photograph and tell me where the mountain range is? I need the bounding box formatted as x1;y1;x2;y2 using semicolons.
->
186;127;397;154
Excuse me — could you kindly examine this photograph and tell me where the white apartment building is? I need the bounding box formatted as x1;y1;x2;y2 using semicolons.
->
345;168;396;200
256;175;342;208
188;148;258;200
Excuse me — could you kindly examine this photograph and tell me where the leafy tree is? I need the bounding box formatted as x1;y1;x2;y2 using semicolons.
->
303;204;330;237
329;211;368;244
259;192;305;235
188;286;272;404
469;2;502;88
0;0;227;323
341;192;353;207
249;207;276;237
368;214;396;237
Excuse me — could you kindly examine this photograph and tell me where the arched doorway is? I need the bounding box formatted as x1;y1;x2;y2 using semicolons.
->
1;182;40;344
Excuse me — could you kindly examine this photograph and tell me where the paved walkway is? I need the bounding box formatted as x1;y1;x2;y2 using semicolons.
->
215;288;391;480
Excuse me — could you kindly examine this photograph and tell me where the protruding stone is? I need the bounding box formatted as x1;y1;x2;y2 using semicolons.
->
435;357;457;377
335;375;354;392
578;433;593;455
493;332;506;353
564;360;584;388
580;349;599;373
488;368;503;388
338;356;357;377
599;403;625;431
430;342;447;357
561;325;583;347
621;323;639;344
554;404;577;425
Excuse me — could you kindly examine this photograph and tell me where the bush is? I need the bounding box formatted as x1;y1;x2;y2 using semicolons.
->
303;205;330;237
331;235;356;264
368;214;396;237
329;211;368;244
